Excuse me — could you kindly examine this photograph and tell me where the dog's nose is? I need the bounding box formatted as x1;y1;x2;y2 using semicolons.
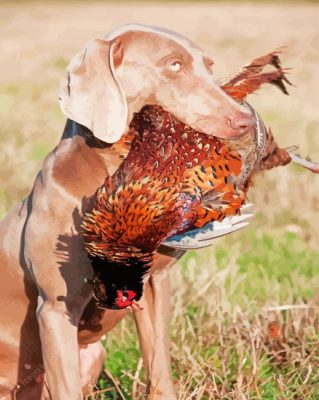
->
228;113;256;134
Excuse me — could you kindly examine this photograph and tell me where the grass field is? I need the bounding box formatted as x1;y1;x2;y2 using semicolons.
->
1;1;318;399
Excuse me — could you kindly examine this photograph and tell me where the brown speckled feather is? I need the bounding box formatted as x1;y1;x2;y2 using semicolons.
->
82;106;244;264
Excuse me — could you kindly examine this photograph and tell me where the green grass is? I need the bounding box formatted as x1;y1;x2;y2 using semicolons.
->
92;229;319;399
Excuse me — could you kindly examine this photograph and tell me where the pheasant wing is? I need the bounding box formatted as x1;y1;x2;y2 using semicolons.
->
162;204;254;250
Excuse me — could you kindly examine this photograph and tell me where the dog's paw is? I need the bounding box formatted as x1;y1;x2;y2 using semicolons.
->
146;380;177;400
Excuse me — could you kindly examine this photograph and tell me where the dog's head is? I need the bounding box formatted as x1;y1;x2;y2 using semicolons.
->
59;24;255;143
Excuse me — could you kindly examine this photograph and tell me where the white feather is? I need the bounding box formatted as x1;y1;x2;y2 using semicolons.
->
162;203;254;250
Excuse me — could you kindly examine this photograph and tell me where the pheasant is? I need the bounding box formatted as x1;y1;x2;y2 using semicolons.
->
82;50;318;310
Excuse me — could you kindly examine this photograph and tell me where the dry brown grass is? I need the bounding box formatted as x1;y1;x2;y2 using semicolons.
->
1;2;318;399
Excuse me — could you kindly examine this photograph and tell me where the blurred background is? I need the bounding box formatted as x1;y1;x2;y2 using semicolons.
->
1;1;318;399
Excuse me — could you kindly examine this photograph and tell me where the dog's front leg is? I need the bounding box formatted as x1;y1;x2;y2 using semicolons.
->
25;215;93;399
149;270;176;399
134;249;185;400
37;298;85;399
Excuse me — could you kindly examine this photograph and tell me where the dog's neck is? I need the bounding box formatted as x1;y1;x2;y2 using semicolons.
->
61;119;112;149
53;119;132;199
61;119;92;140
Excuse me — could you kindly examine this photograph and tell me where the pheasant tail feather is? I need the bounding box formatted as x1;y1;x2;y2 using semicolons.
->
221;49;292;100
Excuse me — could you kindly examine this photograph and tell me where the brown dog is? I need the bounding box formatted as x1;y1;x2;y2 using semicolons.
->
0;24;254;399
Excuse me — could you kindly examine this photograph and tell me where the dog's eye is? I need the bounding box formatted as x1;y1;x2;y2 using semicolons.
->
168;61;182;73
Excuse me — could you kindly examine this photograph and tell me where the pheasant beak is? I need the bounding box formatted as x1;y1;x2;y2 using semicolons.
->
130;300;144;312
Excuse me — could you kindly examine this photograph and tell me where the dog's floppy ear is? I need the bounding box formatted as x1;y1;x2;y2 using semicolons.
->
59;39;127;143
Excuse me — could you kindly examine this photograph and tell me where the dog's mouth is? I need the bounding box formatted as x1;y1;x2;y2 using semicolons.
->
126;103;265;180
127;102;265;157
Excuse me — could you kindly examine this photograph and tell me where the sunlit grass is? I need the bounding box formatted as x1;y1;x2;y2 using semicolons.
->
97;229;319;399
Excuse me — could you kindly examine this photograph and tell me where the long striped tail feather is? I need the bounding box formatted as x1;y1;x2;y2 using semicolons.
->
285;146;319;174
